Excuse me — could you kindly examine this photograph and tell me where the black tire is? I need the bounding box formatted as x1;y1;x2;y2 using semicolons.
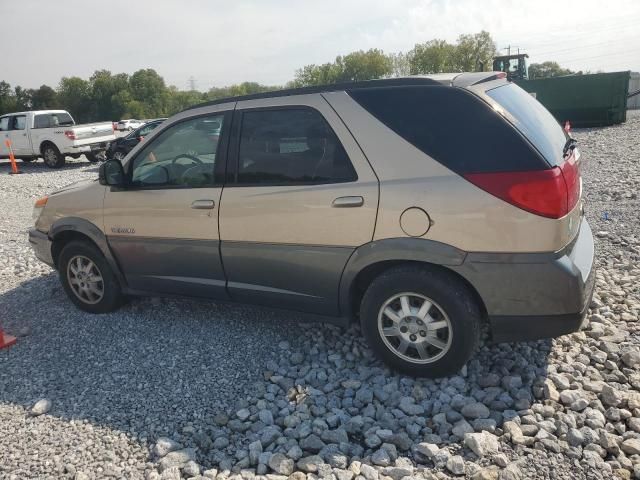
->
58;241;124;313
360;265;481;377
85;152;102;163
111;149;126;162
42;143;65;168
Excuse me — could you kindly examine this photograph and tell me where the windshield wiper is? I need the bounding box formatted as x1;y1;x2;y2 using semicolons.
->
563;137;577;158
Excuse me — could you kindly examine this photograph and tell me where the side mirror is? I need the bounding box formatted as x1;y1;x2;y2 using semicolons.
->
99;159;126;187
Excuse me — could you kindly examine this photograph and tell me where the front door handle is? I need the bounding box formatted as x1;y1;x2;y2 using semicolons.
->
191;199;215;209
332;196;364;208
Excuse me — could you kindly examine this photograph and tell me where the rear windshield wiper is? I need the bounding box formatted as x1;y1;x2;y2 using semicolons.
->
563;137;577;158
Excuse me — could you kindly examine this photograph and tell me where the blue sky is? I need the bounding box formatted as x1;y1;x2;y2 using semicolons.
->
3;0;639;90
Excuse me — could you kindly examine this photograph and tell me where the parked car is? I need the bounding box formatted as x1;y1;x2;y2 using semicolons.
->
0;110;115;168
117;119;144;131
28;73;594;377
107;118;167;161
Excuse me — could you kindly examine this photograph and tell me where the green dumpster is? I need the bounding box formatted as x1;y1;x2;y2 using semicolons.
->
516;71;630;127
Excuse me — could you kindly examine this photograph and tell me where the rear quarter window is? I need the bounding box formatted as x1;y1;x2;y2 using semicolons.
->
485;83;567;166
348;85;548;174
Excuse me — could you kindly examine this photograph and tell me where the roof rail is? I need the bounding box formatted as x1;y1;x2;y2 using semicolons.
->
184;76;441;111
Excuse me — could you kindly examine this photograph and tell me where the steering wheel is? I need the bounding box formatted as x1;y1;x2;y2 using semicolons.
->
171;154;203;166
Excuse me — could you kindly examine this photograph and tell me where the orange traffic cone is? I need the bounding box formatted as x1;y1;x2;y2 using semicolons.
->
0;328;16;349
4;139;20;175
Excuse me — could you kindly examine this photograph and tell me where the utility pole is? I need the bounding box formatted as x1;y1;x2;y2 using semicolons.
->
188;76;197;91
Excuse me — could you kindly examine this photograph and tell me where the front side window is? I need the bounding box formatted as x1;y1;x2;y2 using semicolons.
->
0;117;8;131
130;114;224;188
12;116;26;130
237;108;357;185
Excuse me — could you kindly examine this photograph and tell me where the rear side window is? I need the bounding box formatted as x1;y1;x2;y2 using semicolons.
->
486;83;567;165
348;86;547;174
34;112;74;128
0;117;8;131
34;114;50;128
236;108;357;185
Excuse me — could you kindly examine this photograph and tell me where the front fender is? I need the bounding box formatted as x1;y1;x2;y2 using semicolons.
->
49;217;126;286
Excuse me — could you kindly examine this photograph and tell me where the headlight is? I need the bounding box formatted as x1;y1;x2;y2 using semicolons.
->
33;196;48;222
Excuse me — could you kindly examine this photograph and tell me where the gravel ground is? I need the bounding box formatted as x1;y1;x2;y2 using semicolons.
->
0;112;639;480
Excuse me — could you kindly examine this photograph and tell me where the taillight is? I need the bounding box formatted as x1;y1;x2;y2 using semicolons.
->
64;130;76;140
464;156;580;219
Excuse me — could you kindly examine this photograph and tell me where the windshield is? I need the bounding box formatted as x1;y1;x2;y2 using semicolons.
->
486;83;567;166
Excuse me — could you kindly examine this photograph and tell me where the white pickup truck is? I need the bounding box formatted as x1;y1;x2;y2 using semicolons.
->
0;110;115;168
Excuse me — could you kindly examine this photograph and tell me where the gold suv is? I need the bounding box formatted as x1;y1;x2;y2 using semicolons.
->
29;74;594;377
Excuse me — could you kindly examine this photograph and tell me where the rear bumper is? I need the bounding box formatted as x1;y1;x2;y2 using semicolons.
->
28;228;54;268
453;218;595;343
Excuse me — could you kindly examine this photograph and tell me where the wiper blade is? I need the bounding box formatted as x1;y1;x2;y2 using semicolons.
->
563;138;577;157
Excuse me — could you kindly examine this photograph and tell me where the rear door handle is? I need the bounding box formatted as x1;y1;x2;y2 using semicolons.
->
332;196;364;208
191;199;215;209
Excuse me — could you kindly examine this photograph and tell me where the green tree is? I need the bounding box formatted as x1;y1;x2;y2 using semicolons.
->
528;61;574;79
14;86;32;110
129;69;168;117
30;85;58;110
57;77;92;122
409;39;458;74
167;86;206;114
0;81;16;115
388;52;411;77
293;49;392;86
90;70;129;121
206;82;277;101
453;31;497;71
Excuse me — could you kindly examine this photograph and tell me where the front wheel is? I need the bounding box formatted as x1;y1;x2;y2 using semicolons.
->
58;241;124;313
85;152;104;163
112;150;126;162
360;265;481;377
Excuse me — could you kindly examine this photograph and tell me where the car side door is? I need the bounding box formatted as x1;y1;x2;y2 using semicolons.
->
219;94;379;316
103;105;234;298
6;114;30;156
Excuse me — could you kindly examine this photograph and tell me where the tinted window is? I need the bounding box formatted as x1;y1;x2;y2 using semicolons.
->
34;114;50;129
0;117;8;131
486;83;567;165
349;86;548;174
237;108;357;185
12;116;26;130
131;114;224;188
50;112;74;127
34;112;74;128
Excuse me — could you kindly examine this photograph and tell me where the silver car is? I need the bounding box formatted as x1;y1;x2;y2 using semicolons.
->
29;73;594;377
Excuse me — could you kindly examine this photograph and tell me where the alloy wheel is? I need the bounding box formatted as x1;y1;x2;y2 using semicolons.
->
377;292;453;364
66;255;105;305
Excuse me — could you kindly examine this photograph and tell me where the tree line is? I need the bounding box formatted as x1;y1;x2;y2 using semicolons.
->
0;31;577;123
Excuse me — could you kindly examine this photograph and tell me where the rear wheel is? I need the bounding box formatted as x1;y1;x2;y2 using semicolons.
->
42;144;65;168
58;241;124;313
360;265;481;377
